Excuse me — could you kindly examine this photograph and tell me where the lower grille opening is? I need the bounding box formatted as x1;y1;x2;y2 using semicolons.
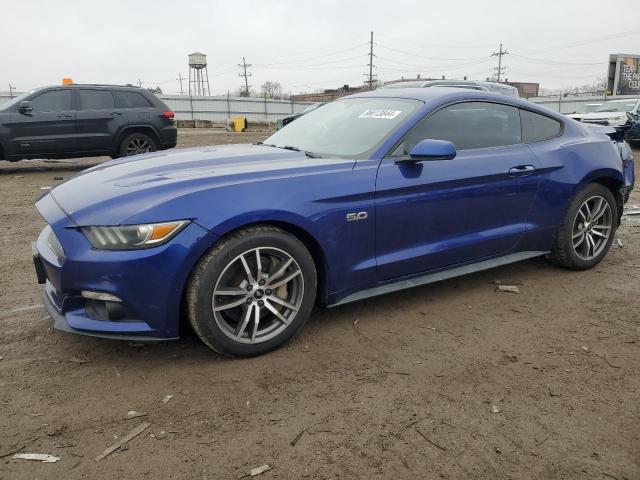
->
85;299;136;322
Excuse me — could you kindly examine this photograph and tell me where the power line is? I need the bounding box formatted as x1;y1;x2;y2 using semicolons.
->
256;43;368;67
375;55;491;71
376;32;496;50
238;56;252;96
375;43;488;62
509;53;605;67
516;28;640;55
491;43;509;82
255;55;366;70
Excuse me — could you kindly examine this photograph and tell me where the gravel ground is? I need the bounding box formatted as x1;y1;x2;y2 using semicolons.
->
0;130;638;480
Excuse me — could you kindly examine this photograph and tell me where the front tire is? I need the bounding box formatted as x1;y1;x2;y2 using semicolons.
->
186;226;317;357
551;183;618;270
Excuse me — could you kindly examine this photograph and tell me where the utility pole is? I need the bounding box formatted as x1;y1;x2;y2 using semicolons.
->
491;43;509;82
8;83;15;98
364;31;376;89
138;78;143;88
177;73;185;95
238;57;252;97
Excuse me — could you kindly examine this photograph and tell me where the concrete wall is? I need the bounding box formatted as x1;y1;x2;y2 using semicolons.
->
1;90;637;118
528;94;638;114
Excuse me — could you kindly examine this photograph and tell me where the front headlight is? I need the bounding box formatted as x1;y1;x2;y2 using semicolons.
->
81;221;189;250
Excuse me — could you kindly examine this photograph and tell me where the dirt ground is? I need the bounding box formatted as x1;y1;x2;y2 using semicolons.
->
0;129;638;480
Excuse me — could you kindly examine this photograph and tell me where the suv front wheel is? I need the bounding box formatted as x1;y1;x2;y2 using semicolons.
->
118;132;157;157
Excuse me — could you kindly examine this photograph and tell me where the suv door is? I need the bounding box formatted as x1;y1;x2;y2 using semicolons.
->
7;88;76;157
375;101;541;280
75;88;127;154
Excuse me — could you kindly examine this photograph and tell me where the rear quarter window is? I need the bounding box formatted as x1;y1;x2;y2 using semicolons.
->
521;109;562;142
114;91;153;108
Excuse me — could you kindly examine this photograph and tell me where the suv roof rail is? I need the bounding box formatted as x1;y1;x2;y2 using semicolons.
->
62;83;141;88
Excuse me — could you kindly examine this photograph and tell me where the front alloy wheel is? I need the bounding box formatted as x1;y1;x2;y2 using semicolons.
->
187;226;317;357
212;247;304;344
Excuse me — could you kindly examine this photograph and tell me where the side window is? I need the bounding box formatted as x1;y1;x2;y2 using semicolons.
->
78;90;115;110
393;101;521;155
30;90;72;112
520;109;562;143
114;91;152;108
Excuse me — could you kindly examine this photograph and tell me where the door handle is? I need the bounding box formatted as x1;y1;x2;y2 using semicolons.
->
507;165;536;177
57;113;72;118
110;112;123;116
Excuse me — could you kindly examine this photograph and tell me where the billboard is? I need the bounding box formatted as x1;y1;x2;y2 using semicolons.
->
608;54;640;95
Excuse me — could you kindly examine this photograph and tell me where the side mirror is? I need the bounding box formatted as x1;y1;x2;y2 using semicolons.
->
408;139;456;161
18;100;33;114
627;112;639;124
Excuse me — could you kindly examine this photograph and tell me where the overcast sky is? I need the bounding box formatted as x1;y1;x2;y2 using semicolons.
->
2;0;639;95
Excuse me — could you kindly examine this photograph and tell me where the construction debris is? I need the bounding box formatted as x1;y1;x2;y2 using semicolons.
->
161;395;173;404
242;464;272;477
125;411;147;420
495;285;520;294
12;453;60;463
491;405;501;414
94;422;151;461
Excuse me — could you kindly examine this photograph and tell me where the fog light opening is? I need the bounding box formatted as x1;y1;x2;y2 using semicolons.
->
81;290;122;302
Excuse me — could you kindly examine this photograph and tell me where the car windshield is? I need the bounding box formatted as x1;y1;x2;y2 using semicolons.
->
264;97;422;159
0;90;37;111
593;100;638;113
574;103;601;114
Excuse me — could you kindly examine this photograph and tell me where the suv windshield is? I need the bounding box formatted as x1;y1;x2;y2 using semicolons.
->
593;100;638;113
264;97;422;159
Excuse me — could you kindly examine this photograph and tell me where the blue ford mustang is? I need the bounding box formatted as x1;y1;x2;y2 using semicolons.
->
33;88;635;356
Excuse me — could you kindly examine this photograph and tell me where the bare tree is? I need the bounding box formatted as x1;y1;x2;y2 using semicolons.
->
260;81;283;99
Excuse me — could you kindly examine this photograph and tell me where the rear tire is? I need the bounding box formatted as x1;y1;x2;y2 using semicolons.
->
551;183;618;270
186;225;317;357
118;132;157;157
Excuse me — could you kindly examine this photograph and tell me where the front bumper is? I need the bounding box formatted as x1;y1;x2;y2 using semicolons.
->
34;193;217;341
41;287;175;342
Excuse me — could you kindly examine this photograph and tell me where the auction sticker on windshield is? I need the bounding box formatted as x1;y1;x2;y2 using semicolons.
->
358;109;402;119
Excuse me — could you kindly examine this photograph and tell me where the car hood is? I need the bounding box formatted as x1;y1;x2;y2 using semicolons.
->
48;144;355;226
580;111;629;123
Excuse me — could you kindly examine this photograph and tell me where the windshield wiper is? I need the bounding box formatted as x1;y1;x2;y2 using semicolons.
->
282;145;322;158
256;142;322;158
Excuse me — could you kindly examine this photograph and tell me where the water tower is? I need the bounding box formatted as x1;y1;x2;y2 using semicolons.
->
188;52;211;96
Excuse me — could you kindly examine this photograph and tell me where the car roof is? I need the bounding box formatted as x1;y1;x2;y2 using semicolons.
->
344;87;563;119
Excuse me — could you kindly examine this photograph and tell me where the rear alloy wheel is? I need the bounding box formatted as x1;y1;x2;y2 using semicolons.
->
119;132;157;157
551;183;618;270
187;226;317;357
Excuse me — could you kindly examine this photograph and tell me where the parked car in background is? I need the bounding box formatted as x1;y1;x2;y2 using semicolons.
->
580;98;640;127
623;112;640;147
381;79;520;98
33;88;634;357
0;84;177;161
566;102;602;121
278;102;326;128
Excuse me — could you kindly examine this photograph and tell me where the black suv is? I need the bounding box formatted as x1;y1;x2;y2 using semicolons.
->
0;84;177;161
